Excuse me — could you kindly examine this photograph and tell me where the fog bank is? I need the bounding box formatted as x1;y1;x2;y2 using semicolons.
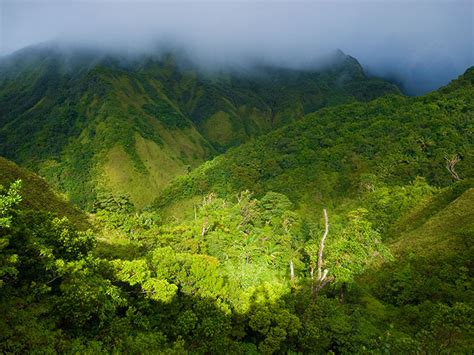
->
1;0;473;94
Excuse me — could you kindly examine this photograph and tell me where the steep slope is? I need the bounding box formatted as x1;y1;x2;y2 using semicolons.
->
0;47;213;208
359;181;474;352
155;67;474;216
0;44;399;208
0;157;89;229
143;49;399;150
391;182;473;260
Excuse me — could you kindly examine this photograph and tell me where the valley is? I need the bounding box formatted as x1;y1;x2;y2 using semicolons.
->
0;45;472;353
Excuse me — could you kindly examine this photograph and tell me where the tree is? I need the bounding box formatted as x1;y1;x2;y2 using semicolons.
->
0;180;21;228
0;180;22;287
326;209;391;300
445;154;461;181
312;209;333;300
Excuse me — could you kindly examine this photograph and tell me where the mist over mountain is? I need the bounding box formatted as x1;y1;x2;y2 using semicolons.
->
2;0;472;95
0;43;399;208
1;1;473;353
0;50;472;354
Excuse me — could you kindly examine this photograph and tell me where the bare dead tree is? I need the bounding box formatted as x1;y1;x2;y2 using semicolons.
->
202;193;216;206
201;217;209;237
312;209;334;301
445;155;461;181
317;209;328;281
199;193;218;236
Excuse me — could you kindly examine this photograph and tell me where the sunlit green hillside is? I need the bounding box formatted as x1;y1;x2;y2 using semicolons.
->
0;45;398;208
0;47;472;354
155;67;474;218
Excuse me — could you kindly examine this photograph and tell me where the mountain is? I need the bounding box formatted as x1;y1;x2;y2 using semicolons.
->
143;68;473;352
1;44;472;353
154;67;474;218
0;44;399;208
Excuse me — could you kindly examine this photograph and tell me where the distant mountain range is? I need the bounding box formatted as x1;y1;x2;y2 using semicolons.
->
0;44;399;208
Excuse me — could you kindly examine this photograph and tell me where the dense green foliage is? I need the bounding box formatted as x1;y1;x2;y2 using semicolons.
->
0;157;89;229
0;46;398;208
0;48;472;353
1;174;472;352
155;67;474;216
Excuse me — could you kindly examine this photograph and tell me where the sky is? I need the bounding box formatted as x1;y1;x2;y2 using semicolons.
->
0;0;473;94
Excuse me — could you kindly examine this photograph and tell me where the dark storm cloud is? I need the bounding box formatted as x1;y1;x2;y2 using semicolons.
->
1;0;473;94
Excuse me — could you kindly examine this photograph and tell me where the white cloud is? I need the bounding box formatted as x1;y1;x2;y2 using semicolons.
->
1;0;472;94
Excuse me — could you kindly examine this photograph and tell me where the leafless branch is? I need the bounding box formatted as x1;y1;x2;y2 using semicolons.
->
201;217;209;237
445;155;461;181
317;209;329;282
312;209;332;301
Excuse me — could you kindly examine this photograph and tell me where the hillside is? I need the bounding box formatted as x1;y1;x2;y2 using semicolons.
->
155;67;474;218
0;157;89;229
1;49;472;353
360;181;474;352
0;45;399;209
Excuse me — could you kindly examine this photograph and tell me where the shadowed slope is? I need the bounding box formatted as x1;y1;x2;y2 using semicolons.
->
0;157;90;229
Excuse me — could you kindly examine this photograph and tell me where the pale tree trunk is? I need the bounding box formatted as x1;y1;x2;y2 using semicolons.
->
201;217;209;237
317;209;329;282
312;209;333;301
445;155;461;181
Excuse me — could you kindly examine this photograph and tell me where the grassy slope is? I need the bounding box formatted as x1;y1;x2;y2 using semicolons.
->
0;49;214;208
0;157;89;229
392;185;473;258
154;67;474;219
389;179;474;243
354;181;473;350
0;46;398;209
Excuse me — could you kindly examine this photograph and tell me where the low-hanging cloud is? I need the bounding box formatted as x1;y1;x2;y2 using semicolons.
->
1;0;473;94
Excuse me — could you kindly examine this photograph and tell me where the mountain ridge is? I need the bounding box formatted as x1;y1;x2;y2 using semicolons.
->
153;66;474;217
0;44;399;208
